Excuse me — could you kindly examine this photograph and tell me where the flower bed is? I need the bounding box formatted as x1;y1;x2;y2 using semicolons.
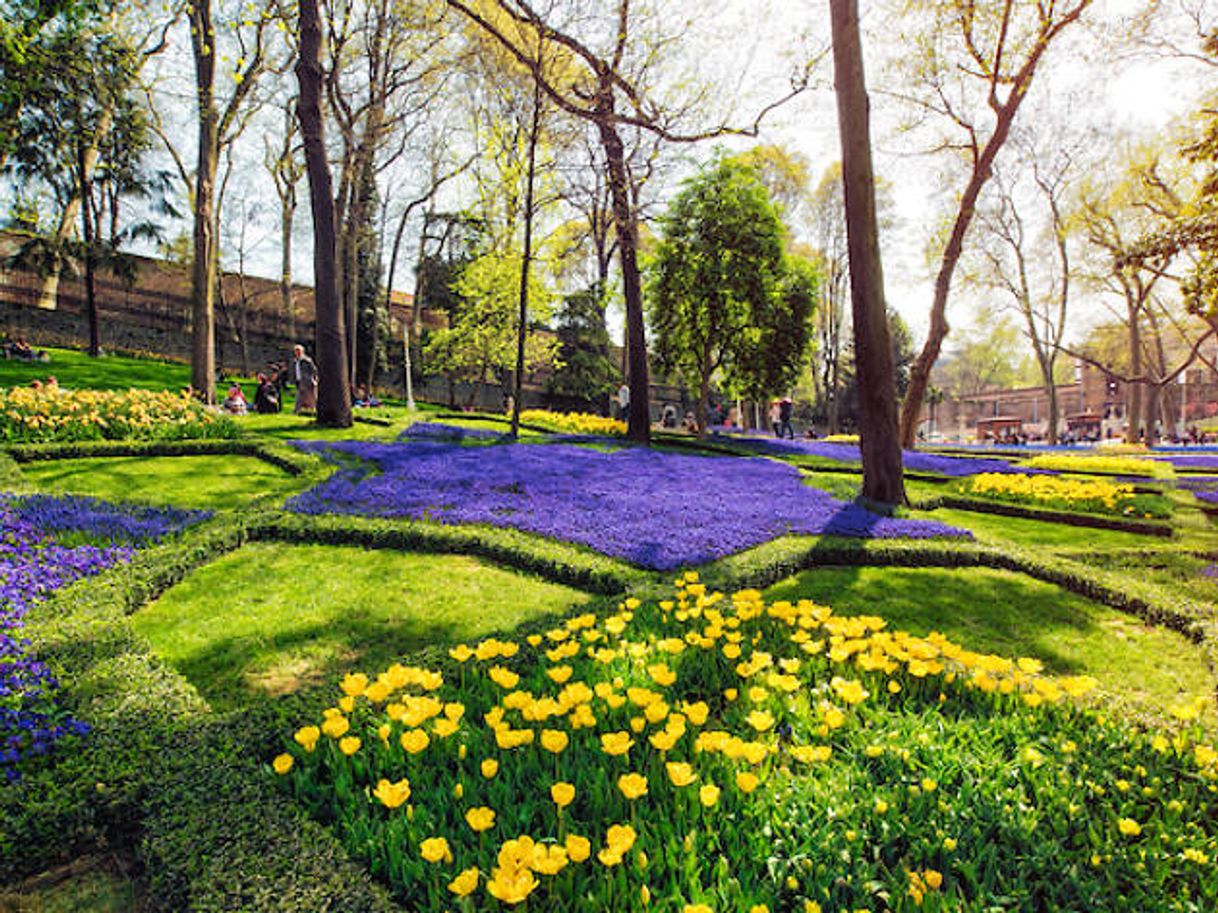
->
519;410;626;438
727;436;1036;477
0;385;237;443
960;473;1172;519
275;576;1218;912
0;494;207;780
288;440;968;569
1020;453;1170;479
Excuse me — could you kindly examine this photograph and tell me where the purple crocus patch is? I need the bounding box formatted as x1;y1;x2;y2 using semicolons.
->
289;439;970;570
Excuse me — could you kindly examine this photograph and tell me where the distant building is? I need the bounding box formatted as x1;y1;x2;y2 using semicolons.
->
920;360;1215;441
0;229;443;376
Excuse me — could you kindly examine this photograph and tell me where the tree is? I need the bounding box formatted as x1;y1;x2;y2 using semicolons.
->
423;249;559;409
1073;144;1189;442
159;0;282;401
970;144;1076;443
893;0;1093;446
934;307;1022;400
4;20;169;355
443;0;809;444
296;0;351;427
830;0;905;505
264;101;304;342
545;285;618;410
649;158;805;437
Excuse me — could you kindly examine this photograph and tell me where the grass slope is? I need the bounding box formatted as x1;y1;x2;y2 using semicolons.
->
764;565;1216;725
0;347;189;392
132;543;592;710
18;454;305;510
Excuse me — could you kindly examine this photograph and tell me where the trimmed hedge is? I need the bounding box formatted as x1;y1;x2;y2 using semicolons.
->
910;493;1175;537
6;437;319;478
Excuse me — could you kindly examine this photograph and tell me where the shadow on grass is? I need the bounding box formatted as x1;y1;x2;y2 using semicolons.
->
172;608;469;712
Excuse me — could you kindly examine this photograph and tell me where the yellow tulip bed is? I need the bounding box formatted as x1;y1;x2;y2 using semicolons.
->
0;384;236;443
1019;453;1168;479
820;434;860;444
275;575;1218;911
962;472;1167;518
518;410;626;438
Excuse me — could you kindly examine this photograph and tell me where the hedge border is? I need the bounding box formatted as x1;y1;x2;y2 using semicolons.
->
6;437;318;477
910;493;1175;537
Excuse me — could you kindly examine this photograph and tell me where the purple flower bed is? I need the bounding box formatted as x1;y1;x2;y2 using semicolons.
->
288;440;970;570
1;495;208;780
716;434;1038;477
1154;454;1218;471
399;422;508;443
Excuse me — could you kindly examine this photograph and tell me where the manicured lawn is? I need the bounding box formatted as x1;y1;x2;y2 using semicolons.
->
235;408;421;441
0;346;190;392
133;544;593;710
764;565;1216;724
908;506;1155;549
19;455;304;510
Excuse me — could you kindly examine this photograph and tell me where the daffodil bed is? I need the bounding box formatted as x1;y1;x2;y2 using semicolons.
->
1019;453;1172;480
959;473;1173;520
286;440;968;570
275;575;1218;912
518;410;627;438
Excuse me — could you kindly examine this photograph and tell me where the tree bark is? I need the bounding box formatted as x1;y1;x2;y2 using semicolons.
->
597;114;650;443
189;0;218;403
511;79;543;439
830;0;905;505
78;142;100;357
296;0;352;427
280;189;296;342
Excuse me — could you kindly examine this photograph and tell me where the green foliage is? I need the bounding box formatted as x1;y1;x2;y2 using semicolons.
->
424;249;559;395
649;158;812;427
544;285;618;408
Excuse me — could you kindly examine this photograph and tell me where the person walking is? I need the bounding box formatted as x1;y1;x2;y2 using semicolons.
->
617;382;631;423
291;344;318;414
769;400;782;437
779;396;795;439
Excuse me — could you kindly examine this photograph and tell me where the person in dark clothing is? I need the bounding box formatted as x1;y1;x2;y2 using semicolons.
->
779;397;795;439
254;373;281;414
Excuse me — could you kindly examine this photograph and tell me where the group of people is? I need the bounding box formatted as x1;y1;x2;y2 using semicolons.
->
222;344;318;416
2;336;48;362
218;344;381;416
769;397;795;439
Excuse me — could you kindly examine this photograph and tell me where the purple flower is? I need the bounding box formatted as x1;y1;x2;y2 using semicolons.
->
714;434;1041;477
0;493;201;780
288;440;970;570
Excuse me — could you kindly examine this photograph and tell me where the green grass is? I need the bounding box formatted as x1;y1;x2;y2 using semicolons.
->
0;346;190;392
909;506;1155;549
19;454;305;510
133;543;593;710
764;565;1216;725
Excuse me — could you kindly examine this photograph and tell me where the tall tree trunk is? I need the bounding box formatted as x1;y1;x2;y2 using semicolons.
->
597;115;650;444
830;0;905;505
1144;383;1160;447
1046;375;1059;445
78;144;100;357
1127;304;1142;444
511;80;543;439
296;0;351;427
280;191;296;342
190;0;218;403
